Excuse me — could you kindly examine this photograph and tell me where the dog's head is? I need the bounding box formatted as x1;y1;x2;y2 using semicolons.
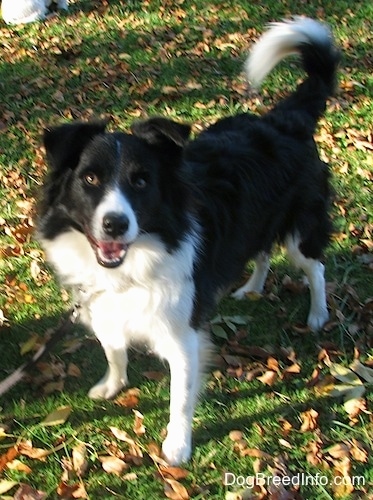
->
41;118;191;268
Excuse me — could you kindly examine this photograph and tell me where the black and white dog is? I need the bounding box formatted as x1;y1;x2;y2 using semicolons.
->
38;18;339;464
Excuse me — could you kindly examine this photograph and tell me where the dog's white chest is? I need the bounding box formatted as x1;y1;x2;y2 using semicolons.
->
41;229;197;345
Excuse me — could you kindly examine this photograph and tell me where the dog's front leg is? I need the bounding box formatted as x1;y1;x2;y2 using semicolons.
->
160;328;203;465
88;343;128;400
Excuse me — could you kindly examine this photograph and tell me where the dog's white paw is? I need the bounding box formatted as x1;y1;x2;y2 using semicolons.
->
231;280;262;300
307;308;329;331
162;429;191;466
88;377;126;400
231;287;247;300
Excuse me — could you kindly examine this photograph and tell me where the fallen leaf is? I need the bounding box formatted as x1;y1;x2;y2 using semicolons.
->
43;380;65;395
300;409;319;432
20;334;40;356
0;480;17;495
327;443;350;459
350;439;368;463
229;430;244;442
267;357;279;372
41;406;72;426
344;397;369;422
211;324;229;340
159;465;189;481
278;438;292;449
99;456;128;476
282;363;301;376
164;477;189;500
305;439;323;466
72;444;88;477
0;446;20;472
278;418;293;437
13;484;47;500
133;409;146;436
350;359;373;383
57;482;87;499
122;472;138;481
332;457;354;498
18;441;49;461
329;363;363;385
110;427;136;445
307;367;322;387
240;448;272;460
142;371;166;381
330;384;365;400
257;370;278;386
115;388;140;408
67;363;82;378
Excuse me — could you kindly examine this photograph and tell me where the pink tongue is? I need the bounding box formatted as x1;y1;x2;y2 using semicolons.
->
98;241;126;259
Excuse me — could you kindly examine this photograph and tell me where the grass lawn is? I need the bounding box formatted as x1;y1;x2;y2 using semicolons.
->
0;0;372;498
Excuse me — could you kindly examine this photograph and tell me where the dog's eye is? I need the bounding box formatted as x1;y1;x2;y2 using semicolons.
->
84;173;101;187
131;176;148;190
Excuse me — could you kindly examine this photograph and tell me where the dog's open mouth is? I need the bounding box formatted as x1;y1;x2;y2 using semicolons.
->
86;232;129;268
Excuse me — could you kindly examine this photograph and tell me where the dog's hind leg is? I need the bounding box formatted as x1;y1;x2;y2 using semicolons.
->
88;344;128;400
231;252;270;299
285;235;329;331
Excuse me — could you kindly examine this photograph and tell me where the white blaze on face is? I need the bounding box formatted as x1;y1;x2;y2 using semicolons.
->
90;188;139;268
93;188;139;242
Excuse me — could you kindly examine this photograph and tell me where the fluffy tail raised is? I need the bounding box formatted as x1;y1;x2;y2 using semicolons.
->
245;17;340;129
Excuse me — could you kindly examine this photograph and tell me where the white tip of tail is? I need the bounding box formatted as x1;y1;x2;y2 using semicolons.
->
245;17;332;87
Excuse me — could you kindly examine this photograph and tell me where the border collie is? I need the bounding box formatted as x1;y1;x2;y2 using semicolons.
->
38;18;339;465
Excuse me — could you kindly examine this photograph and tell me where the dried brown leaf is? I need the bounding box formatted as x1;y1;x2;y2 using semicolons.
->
267;356;279;372
240;448;272;460
278;439;292;449
300;409;319;432
344;397;369;422
115;388;140;408
18;441;49;461
229;430;244;442
142;371;166;381
99;456;128;476
257;370;278;386
283;363;301;375
133;409;146;436
332;457;354;497
306;367;322;387
123;472;138;481
350;439;368;463
327;443;350;459
159;465;189;480
57;482;87;499
109;427;136;445
305;439;323;466
0;446;19;472
0;480;18;495
6;459;32;474
278;418;293;437
43;380;65;395
72;444;88;477
67;363;81;378
13;484;47;500
164;478;189;500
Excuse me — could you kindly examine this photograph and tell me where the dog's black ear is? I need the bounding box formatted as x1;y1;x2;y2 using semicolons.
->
43;121;107;171
131;117;191;149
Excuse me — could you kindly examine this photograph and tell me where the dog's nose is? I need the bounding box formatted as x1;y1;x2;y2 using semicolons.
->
103;213;129;238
